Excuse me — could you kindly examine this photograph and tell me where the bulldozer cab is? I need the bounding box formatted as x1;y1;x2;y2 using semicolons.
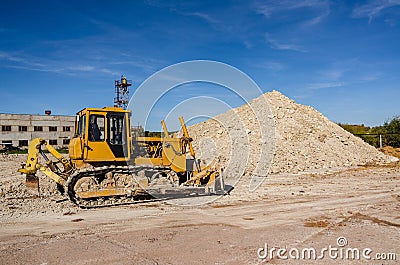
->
68;107;132;165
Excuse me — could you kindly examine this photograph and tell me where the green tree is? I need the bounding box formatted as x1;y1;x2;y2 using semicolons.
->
338;123;370;134
384;116;400;147
339;116;400;148
366;125;386;147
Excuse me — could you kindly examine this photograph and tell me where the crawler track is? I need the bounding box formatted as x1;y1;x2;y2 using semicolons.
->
65;165;223;208
66;165;171;208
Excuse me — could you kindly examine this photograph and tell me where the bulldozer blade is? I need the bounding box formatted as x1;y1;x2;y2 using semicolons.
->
26;174;39;192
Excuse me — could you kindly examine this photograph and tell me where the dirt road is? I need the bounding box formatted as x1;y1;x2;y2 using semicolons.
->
1;161;399;264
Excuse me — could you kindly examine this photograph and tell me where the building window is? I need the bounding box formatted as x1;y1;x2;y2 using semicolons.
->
19;140;29;147
34;126;43;132
49;139;57;145
2;140;12;146
63;139;70;145
63;126;71;132
19;126;27;132
2;125;11;131
49;126;58;132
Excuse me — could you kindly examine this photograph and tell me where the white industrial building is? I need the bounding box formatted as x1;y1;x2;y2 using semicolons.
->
0;113;75;149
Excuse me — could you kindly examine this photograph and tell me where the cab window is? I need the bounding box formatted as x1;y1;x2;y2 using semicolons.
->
109;115;125;145
88;115;105;141
77;114;86;136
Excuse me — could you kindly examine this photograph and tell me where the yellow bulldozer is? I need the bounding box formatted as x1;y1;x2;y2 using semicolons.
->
18;79;225;208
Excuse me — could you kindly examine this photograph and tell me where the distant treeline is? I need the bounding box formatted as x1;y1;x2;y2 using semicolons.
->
339;116;400;148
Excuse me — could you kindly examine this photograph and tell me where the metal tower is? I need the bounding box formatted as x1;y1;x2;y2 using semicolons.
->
114;75;132;109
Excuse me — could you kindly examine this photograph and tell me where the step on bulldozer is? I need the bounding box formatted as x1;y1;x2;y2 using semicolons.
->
18;106;226;208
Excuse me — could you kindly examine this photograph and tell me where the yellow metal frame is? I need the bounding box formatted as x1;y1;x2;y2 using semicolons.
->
70;107;132;164
18;138;73;185
18;110;222;195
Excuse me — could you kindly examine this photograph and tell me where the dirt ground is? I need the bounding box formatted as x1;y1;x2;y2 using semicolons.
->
0;154;399;264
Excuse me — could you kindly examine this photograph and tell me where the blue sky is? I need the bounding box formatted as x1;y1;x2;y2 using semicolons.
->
0;0;399;130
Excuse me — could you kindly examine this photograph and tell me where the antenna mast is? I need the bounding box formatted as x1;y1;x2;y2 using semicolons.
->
114;75;132;109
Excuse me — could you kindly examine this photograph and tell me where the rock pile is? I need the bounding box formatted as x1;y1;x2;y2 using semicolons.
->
188;91;397;180
0;153;78;219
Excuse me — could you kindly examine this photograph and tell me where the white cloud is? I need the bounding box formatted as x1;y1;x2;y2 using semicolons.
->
384;18;397;26
254;60;285;71
154;73;189;83
254;0;330;18
265;33;306;52
100;68;120;76
0;51;45;67
359;72;382;81
319;69;344;80
185;12;220;25
264;61;285;71
0;50;110;75
67;65;95;72
352;0;400;21
307;82;344;90
0;37;161;77
172;9;234;36
302;10;331;26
